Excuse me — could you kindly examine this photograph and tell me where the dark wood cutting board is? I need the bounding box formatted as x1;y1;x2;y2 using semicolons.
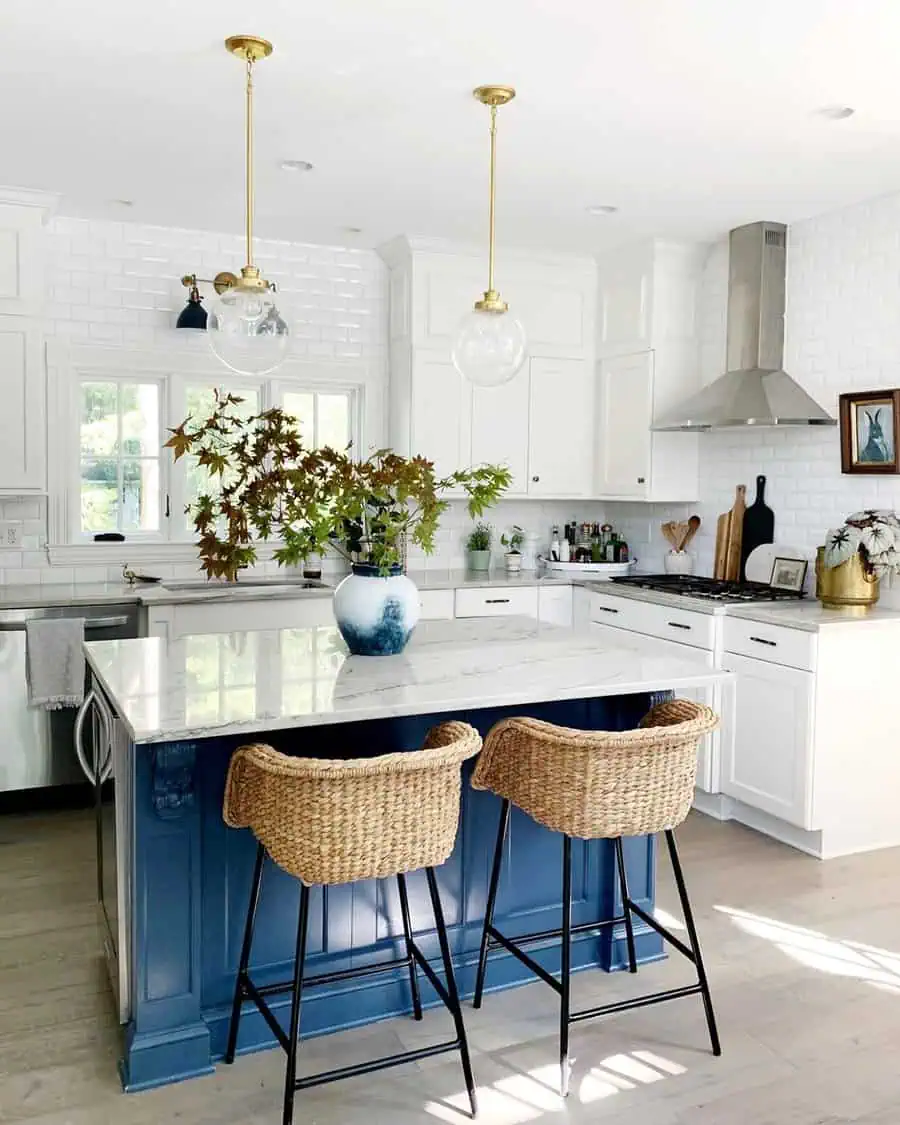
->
740;474;775;580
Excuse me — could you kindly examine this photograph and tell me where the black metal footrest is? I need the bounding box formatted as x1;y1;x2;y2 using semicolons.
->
293;1037;462;1091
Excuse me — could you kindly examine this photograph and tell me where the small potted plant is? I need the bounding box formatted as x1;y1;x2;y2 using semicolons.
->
466;522;493;571
167;393;510;655
819;509;900;607
501;526;524;573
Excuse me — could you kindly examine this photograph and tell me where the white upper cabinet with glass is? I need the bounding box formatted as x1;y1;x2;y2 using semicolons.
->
595;239;707;502
380;237;597;497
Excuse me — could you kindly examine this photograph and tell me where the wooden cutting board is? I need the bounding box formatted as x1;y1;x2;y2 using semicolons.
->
740;474;775;581
725;484;746;582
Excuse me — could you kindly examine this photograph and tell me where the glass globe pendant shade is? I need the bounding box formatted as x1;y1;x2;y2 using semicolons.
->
451;307;527;387
206;281;289;376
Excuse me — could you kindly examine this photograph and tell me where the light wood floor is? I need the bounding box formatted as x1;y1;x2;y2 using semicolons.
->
2;808;900;1124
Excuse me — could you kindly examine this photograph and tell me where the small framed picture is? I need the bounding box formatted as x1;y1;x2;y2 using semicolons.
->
839;389;900;474
770;556;808;593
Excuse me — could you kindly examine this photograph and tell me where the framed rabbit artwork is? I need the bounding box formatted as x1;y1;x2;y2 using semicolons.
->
839;389;900;474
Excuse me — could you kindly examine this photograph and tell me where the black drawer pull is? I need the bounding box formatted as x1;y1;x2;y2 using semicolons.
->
667;621;691;631
594;605;619;614
485;598;511;605
750;636;777;647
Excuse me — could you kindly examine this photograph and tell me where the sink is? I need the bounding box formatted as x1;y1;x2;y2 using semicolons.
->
161;578;330;593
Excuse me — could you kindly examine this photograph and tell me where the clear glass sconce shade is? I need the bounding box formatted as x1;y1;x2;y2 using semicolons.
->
206;284;290;376
451;307;527;387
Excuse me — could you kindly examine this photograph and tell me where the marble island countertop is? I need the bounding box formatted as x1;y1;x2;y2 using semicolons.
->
84;616;730;745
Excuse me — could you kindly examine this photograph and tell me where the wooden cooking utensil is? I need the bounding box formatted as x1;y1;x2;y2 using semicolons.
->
661;521;678;548
724;485;747;582
680;515;701;551
714;511;730;579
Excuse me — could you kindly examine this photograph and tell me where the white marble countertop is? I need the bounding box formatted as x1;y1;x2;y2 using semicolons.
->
84;616;729;745
725;600;900;631
0;582;142;609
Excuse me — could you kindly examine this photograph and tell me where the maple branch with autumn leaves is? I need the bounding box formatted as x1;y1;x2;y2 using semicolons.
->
166;392;512;581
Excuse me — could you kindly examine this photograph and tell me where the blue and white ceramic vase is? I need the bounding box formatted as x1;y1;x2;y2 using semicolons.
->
332;564;420;656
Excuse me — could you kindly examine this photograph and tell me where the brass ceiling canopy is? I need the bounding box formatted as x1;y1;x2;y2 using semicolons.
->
224;35;273;63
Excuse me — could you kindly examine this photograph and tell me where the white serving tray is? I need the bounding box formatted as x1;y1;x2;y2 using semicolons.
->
539;557;637;578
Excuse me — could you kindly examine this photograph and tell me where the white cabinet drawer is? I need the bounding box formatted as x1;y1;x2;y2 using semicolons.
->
723;617;816;671
169;595;335;638
628;601;716;651
455;586;539;618
417;589;455;620
588;590;647;630
588;590;714;650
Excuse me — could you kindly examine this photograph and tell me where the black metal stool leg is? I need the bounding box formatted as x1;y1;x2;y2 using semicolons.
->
225;841;265;1064
474;797;510;1008
425;867;478;1120
283;883;311;1125
665;830;721;1057
614;837;638;974
560;834;572;1097
396;872;422;1021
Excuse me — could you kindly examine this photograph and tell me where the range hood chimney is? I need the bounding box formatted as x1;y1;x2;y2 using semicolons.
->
652;221;836;431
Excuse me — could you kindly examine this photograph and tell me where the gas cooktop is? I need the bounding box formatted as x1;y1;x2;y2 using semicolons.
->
609;574;804;603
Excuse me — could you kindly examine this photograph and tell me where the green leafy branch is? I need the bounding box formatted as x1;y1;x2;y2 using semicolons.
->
166;391;511;580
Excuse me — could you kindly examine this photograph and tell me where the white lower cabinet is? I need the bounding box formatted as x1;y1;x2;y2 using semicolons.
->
720;652;815;829
538;585;573;626
588;621;718;793
147;597;335;641
417;589;455;620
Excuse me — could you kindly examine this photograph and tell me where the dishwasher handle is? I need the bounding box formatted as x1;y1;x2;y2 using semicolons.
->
85;615;131;631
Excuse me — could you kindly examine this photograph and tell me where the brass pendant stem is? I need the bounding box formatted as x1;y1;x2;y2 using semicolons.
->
245;56;254;269
487;104;497;294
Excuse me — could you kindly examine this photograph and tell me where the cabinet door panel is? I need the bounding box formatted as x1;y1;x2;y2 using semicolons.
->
588;622;718;792
528;357;592;496
411;357;471;479
0;318;43;491
721;653;815;828
470;368;529;494
596;351;652;498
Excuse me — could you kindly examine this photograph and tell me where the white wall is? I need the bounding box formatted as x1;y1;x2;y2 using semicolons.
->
687;196;900;583
0;214;607;584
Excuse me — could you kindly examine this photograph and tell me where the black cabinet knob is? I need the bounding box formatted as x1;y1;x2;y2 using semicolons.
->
532;475;540;482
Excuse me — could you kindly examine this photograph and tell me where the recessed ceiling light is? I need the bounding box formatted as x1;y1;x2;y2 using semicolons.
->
280;159;314;172
343;226;363;235
815;105;855;120
587;204;619;215
112;199;134;207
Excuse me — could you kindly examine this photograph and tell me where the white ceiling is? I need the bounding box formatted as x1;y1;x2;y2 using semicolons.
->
6;0;900;252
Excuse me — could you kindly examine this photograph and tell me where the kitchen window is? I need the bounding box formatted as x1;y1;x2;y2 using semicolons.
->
79;380;163;536
71;375;359;544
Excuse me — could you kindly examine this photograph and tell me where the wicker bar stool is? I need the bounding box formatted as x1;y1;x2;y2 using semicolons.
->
222;721;482;1125
471;698;721;1096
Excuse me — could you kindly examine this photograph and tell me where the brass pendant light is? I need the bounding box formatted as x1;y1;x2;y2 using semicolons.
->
451;85;527;387
206;35;290;375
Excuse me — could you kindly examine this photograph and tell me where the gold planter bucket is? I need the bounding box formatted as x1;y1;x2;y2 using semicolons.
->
815;547;880;608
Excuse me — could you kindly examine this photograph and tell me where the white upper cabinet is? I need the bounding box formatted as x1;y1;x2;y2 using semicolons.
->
0;317;45;492
0;190;57;317
528;357;593;496
381;238;596;496
594;239;707;502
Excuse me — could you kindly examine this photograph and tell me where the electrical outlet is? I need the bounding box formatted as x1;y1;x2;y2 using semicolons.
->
0;522;23;548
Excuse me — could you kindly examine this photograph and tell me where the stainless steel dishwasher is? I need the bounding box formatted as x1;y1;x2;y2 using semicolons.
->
0;602;140;797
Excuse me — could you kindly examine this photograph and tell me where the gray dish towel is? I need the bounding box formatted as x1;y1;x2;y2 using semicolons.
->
26;617;86;710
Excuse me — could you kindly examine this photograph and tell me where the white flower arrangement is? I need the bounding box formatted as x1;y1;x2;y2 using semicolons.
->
823;510;900;576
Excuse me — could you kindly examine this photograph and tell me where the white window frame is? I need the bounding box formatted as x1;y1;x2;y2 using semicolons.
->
46;337;384;566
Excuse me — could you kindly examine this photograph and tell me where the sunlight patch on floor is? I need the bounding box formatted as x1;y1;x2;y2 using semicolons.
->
715;904;900;990
423;1050;686;1122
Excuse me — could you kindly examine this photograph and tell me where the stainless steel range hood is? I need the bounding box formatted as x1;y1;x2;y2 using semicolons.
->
652;221;836;431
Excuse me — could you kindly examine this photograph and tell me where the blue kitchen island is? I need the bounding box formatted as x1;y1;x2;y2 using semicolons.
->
83;616;726;1092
